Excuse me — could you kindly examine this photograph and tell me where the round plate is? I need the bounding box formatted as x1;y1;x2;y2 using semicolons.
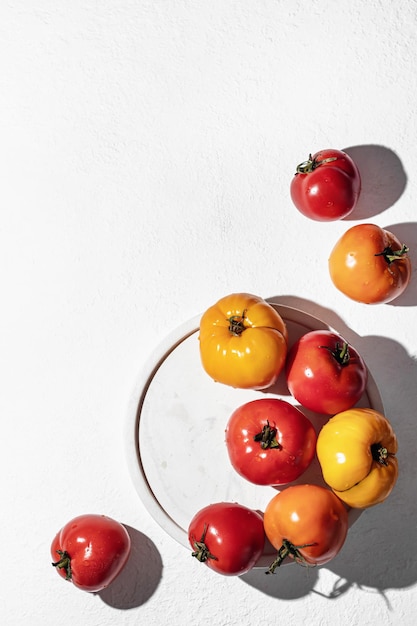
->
125;304;384;569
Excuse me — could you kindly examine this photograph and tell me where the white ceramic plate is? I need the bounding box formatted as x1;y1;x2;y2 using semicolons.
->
125;304;384;569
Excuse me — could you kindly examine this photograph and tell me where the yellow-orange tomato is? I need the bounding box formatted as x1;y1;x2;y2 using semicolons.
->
263;484;348;572
328;223;411;304
198;293;288;390
316;408;398;508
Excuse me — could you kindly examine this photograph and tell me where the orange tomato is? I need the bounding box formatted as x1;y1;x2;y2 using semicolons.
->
263;484;348;572
328;223;411;304
198;293;288;390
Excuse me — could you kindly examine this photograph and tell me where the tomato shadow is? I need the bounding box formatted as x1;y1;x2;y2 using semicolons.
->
241;295;417;600
98;525;162;609
342;145;407;220
383;221;417;306
241;558;320;599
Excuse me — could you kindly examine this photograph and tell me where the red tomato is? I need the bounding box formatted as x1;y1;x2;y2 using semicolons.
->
263;484;348;573
285;330;368;415
188;502;265;576
290;149;361;221
51;514;131;592
328;223;411;304
225;398;317;485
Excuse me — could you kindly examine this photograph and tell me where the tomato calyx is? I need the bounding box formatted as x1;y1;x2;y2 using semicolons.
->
266;538;317;574
295;154;338;175
253;420;281;450
227;310;248;336
52;550;72;580
374;244;409;265
319;341;350;366
191;525;218;564
371;443;392;466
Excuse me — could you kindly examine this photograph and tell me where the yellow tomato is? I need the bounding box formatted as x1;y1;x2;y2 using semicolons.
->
316;408;398;508
198;293;288;390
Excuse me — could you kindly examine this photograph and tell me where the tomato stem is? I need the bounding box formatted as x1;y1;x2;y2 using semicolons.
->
374;244;409;264
228;310;247;336
191;525;218;563
371;443;390;466
52;550;72;580
266;539;316;574
295;154;338;174
254;420;281;450
319;342;350;366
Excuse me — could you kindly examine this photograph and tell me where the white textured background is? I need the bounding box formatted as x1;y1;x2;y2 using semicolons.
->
1;1;417;625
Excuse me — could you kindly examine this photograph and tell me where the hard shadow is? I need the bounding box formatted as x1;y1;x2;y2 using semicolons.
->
342;144;407;220
98;525;163;609
242;558;320;599
241;295;417;600
383;221;417;306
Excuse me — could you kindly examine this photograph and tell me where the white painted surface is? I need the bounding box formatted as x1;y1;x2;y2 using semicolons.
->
1;1;416;625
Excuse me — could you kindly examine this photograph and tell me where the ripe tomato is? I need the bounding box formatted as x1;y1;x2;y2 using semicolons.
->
188;502;265;576
51;514;131;592
198;293;288;390
316;408;398;508
285;330;368;415
328;223;411;304
225;398;317;485
263;484;348;573
290;149;361;221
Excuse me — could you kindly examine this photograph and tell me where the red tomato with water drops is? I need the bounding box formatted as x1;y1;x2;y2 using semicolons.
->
290;149;361;221
188;502;265;576
225;398;317;485
286;330;368;415
51;514;131;592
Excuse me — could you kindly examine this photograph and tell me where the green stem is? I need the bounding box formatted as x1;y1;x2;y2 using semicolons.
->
52;550;72;580
228;310;247;336
320;342;350;366
374;244;409;264
371;443;390;466
191;525;218;563
296;154;338;174
266;539;317;574
253;421;281;450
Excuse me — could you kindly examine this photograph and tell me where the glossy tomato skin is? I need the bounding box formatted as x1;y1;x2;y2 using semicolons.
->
316;408;398;508
51;514;131;592
285;330;368;415
225;398;317;485
290;149;361;221
263;484;348;569
188;502;265;576
199;293;288;390
329;223;411;303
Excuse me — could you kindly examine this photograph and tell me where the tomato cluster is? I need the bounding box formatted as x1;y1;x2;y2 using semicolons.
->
290;148;411;304
51;147;408;591
191;291;399;576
